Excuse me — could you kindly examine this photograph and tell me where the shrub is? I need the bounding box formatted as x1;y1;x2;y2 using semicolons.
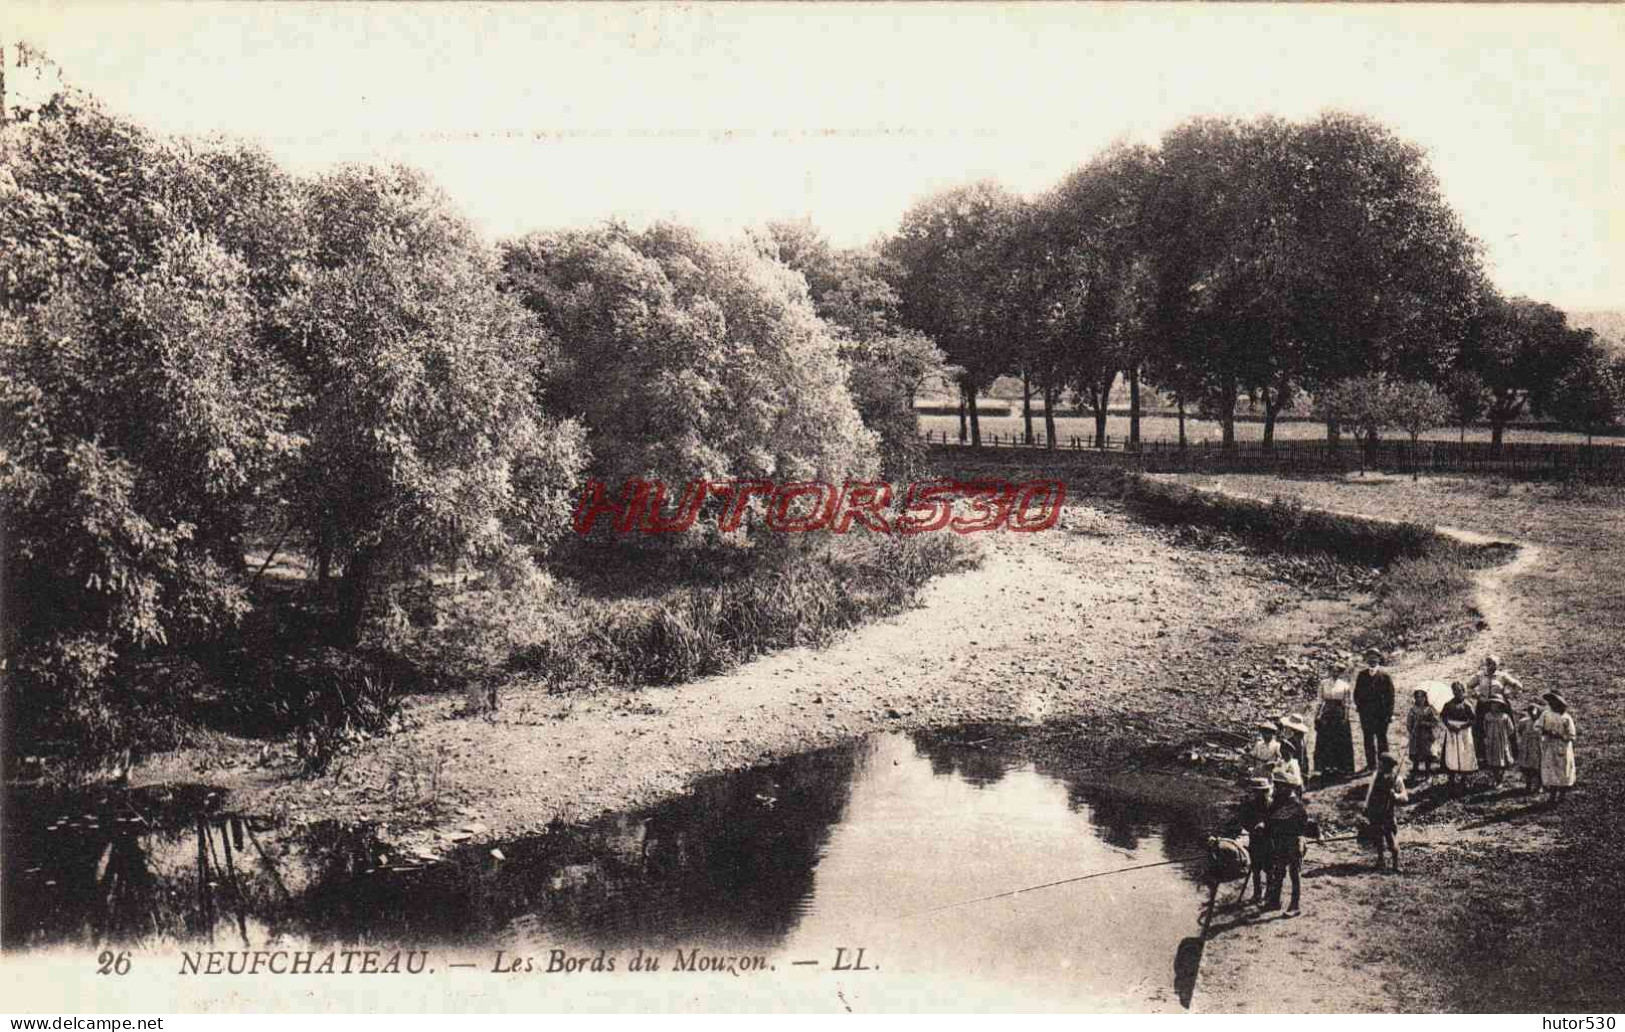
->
1117;476;1438;566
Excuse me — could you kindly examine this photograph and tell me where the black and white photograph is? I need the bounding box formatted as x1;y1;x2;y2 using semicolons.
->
1;0;1622;1016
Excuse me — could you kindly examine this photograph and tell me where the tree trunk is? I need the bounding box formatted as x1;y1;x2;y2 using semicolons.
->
1177;395;1187;450
1411;432;1422;480
337;548;375;645
1043;383;1057;450
1021;369;1034;445
315;531;333;592
1459;424;1466;445
966;379;983;448
1221;411;1236;448
1128;366;1142;449
1490;419;1505;449
1326;418;1342;453
1091;371;1116;449
957;392;968;444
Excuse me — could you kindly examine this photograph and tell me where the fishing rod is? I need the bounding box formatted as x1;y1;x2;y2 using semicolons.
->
902;854;1207;919
900;830;1377;920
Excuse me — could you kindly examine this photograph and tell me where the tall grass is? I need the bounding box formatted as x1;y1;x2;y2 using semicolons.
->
1117;476;1441;566
418;531;978;692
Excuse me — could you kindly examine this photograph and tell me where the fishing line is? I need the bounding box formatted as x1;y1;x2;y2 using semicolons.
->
898;831;1374;920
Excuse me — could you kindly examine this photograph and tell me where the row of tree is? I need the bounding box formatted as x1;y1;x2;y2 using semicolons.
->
866;114;1621;450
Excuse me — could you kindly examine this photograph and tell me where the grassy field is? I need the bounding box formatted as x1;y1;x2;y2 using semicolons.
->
918;412;1625;448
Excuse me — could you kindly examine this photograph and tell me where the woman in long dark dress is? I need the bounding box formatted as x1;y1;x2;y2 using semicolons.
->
1315;668;1357;777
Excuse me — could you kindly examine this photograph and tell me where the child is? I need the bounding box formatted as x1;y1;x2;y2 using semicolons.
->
1365;753;1409;873
1250;721;1282;779
1481;693;1517;786
1540;692;1578;806
1405;688;1440;781
1517;703;1544;795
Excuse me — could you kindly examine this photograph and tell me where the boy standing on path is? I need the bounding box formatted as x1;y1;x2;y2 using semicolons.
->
1354;649;1397;771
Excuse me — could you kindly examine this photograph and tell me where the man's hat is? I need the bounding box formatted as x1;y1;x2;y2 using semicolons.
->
1279;714;1310;735
1364;648;1383;662
1543;691;1569;709
1255;720;1278;733
1379;753;1400;769
1247;777;1273;791
1271;768;1298;784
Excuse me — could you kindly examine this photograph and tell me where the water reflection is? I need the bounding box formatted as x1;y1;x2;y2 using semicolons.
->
5;732;1222;1008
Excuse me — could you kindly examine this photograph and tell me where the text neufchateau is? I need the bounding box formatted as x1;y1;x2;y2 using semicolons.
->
573;479;1066;535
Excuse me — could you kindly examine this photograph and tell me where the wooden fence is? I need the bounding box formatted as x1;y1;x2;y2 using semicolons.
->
920;430;1625;480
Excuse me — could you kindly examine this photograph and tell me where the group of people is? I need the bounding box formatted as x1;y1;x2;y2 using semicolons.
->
1217;649;1580;915
1285;648;1577;804
1399;654;1577;804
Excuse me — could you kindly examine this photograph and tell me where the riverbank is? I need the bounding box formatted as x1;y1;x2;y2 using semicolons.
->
113;490;1373;851
1176;474;1623;1013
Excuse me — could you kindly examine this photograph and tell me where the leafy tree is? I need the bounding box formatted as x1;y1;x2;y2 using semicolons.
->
285;166;586;640
501;221;876;527
762;220;949;470
1;92;306;722
1383;380;1451;479
1442;368;1490;444
1039;145;1159;449
1459;294;1593;448
1551;338;1625;444
884;180;1020;447
1145;114;1484;450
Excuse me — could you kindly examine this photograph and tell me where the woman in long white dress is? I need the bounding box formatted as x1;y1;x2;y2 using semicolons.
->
1440;681;1478;796
1539;691;1577;804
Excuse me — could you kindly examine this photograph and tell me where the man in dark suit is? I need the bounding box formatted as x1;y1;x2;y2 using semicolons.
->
1353;648;1397;771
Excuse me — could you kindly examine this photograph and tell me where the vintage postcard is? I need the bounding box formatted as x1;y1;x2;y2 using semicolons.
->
2;0;1622;1016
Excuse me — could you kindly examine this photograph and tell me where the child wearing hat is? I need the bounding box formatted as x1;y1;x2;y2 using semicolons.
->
1405;688;1441;782
1517;702;1544;795
1273;739;1304;799
1481;693;1517;786
1364;753;1409;872
1277;714;1311;782
1226;778;1275;906
1250;721;1282;779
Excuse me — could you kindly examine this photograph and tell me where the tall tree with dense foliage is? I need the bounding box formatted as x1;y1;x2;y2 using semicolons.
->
502;221;876;522
1041;144;1159;449
1458;294;1593;448
762;219;951;474
284;166;587;640
1144;114;1484;450
1;92;306;725
884;180;1020;447
1550;337;1625;444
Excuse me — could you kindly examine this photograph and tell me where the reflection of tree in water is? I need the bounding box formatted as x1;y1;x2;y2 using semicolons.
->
300;742;862;950
913;737;1011;788
8;743;862;953
1028;757;1216;872
2;784;263;948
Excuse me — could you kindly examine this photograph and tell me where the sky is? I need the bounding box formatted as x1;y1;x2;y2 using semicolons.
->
8;2;1623;310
